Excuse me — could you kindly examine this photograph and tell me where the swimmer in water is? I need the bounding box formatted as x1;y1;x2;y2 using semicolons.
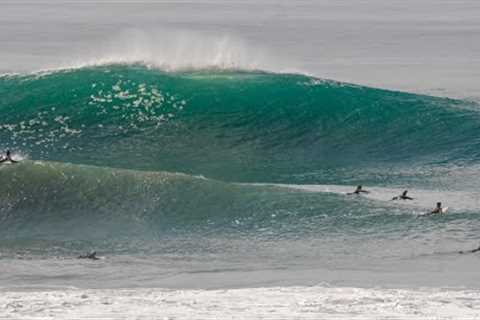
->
348;185;370;195
392;190;414;201
0;150;18;164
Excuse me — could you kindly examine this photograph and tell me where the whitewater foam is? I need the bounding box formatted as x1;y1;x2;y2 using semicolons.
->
2;286;480;319
253;183;480;214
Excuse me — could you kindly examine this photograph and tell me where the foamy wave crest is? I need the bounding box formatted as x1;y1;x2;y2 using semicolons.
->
48;29;281;72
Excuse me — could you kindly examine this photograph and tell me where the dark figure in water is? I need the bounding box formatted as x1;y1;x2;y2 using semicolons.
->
78;251;99;260
419;202;446;217
428;202;443;215
0;150;18;164
392;190;414;201
348;185;369;195
459;246;480;254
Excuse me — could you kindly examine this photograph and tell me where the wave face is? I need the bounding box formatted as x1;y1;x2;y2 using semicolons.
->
4;161;478;256
1;65;480;258
0;162;266;250
1;65;479;183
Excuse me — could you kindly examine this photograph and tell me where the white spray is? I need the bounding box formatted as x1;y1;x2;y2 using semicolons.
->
49;29;284;73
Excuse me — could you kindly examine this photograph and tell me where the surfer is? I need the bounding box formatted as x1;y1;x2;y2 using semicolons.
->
0;150;18;164
348;185;369;195
78;251;99;260
459;245;480;254
419;202;447;217
429;202;443;215
392;190;414;200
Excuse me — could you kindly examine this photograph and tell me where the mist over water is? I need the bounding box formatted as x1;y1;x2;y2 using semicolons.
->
51;30;277;72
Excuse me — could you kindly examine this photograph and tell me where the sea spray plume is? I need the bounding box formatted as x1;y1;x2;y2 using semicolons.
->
48;29;280;72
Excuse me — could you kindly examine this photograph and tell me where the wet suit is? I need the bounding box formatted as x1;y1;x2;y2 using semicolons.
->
78;251;99;260
421;204;443;216
418;202;445;217
348;186;369;195
430;207;442;214
459;246;480;254
0;151;18;164
392;191;414;201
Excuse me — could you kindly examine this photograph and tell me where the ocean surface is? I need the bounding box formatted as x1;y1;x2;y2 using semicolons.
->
1;1;480;319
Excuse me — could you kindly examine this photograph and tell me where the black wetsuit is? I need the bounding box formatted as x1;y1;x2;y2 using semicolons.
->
392;195;414;200
78;252;99;260
348;188;369;195
0;155;18;164
459;246;480;254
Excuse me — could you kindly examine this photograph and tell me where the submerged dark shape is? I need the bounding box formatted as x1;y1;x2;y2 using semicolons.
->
392;190;414;201
78;251;99;260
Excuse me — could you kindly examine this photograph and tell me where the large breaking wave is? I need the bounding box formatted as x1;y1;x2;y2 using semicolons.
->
1;65;479;253
1;65;479;183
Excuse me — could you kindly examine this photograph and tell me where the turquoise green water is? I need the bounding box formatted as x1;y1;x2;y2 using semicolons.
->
1;65;480;289
1;66;478;183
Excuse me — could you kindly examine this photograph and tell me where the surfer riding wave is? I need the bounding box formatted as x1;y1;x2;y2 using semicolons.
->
0;150;18;164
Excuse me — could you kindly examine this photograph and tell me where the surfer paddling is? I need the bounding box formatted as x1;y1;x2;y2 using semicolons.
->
421;202;447;216
0;150;18;164
392;190;414;201
348;185;369;195
429;202;443;214
78;251;100;260
459;245;480;254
